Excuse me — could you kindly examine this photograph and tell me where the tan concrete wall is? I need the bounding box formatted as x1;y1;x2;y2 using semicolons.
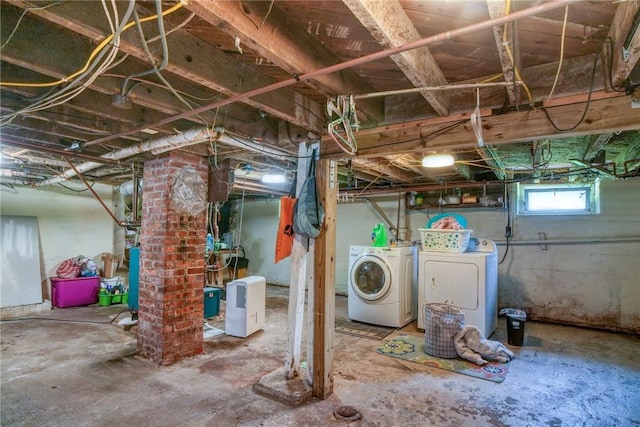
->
1;184;115;305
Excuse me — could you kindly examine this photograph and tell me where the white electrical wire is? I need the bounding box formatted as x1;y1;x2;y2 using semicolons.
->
546;5;569;102
470;89;484;147
327;95;359;155
0;0;134;125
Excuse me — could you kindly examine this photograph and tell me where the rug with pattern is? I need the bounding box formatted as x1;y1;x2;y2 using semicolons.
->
334;318;396;340
376;334;509;383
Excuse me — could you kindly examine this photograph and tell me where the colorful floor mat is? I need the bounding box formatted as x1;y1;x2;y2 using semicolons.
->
376;334;509;383
334;318;396;340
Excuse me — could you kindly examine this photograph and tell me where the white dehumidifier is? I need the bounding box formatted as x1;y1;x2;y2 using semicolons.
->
225;275;266;337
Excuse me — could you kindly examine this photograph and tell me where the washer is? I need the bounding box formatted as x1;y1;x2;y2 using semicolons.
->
347;245;417;327
417;238;498;337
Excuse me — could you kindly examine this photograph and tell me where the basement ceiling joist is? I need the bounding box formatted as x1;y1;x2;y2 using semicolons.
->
0;0;639;194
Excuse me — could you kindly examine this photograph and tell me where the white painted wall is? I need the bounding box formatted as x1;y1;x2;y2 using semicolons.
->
1;184;115;305
238;179;640;332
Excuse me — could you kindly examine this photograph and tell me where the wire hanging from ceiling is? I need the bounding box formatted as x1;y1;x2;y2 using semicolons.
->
470;88;484;147
546;5;569;102
326;95;359;155
0;0;138;125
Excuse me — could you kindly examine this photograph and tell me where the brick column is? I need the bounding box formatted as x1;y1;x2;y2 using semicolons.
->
137;151;208;365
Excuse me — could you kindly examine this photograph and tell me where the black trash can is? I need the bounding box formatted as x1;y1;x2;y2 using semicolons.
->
506;313;526;346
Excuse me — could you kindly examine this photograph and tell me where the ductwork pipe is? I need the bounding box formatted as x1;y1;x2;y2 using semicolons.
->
36;126;293;186
216;131;294;158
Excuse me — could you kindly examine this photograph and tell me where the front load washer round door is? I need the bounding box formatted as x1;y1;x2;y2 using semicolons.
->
350;254;392;302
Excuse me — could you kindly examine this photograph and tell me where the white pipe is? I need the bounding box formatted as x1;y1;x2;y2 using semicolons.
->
216;132;294;158
36;127;215;186
0;177;30;185
354;81;524;100
494;237;640;245
397;193;408;242
35;126;293;187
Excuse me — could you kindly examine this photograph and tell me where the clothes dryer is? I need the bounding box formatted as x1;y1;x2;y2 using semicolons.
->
347;245;417;327
417;238;498;337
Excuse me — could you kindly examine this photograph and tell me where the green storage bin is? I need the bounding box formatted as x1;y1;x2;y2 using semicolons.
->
99;294;112;307
204;287;221;317
98;293;129;306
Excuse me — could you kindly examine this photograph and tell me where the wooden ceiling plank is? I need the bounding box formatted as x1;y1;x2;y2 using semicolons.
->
486;0;517;106
322;95;640;158
583;133;613;162
0;11;215;126
343;0;449;116
384;153;424;176
351;157;415;183
3;0;324;134
476;146;507;180
0;114;138;146
185;0;385;124
606;0;640;87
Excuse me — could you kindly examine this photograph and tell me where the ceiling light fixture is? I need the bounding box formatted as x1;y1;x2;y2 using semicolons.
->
422;153;454;168
261;173;286;184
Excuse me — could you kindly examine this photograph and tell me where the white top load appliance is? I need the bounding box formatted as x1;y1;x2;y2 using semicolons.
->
417;238;498;337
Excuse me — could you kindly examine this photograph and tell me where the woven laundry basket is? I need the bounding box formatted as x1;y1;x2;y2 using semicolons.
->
423;303;465;358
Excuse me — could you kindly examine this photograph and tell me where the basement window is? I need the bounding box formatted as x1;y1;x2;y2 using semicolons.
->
516;182;600;215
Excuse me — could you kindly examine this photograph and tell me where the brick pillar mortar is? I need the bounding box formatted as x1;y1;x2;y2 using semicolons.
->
137;151;208;365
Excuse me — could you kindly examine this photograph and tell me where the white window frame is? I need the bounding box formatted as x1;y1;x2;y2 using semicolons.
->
516;181;600;215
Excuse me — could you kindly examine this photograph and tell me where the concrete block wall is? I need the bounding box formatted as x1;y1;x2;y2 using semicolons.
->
237;179;639;333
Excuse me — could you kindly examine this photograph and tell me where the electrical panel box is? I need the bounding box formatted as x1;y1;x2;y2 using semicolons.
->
225;276;266;338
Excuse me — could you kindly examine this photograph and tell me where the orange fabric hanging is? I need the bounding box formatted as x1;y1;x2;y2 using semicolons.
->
275;194;296;263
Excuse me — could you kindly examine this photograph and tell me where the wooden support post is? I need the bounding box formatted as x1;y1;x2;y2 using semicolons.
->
312;157;337;399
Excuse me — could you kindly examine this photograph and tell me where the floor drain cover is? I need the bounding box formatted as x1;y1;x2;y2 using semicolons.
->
334;406;362;422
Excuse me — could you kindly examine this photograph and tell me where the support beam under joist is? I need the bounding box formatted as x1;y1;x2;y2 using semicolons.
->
321;94;640;159
476;146;507;180
486;0;518;106
343;0;449;116
312;157;337;399
608;0;640;88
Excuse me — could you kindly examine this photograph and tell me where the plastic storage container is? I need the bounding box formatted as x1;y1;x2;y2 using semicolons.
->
418;228;473;253
98;292;129;306
51;276;100;308
204;287;221;317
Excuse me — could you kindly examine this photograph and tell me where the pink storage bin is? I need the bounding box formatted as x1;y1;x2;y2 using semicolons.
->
50;276;100;308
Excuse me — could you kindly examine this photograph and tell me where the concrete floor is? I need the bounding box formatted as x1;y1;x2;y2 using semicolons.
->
1;284;639;427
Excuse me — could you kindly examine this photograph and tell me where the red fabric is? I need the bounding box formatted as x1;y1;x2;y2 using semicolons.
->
56;258;80;278
275;196;296;263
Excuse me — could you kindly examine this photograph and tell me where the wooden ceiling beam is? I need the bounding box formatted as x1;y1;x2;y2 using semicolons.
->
185;0;385;124
3;0;325;135
343;0;449;116
321;94;640;158
607;0;640;88
486;0;517;106
583;133;613;162
351;157;415;183
476;146;507;180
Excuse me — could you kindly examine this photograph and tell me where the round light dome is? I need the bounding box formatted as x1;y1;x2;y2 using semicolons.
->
261;173;286;184
421;153;454;168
